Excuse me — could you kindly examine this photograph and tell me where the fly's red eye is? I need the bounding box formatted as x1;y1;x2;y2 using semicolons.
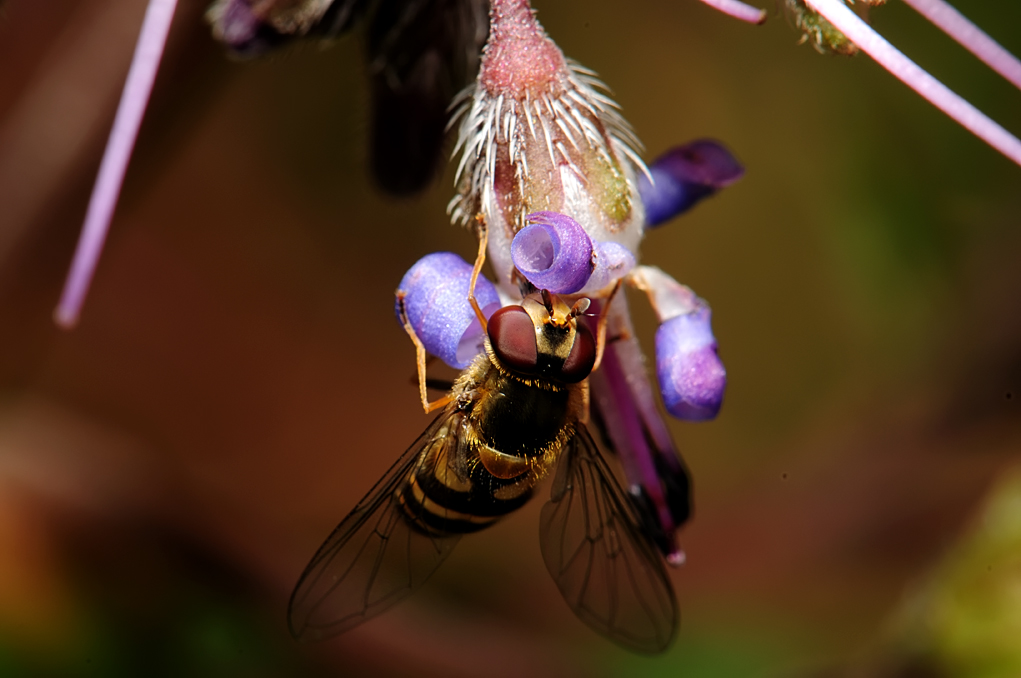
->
559;324;596;383
488;306;538;374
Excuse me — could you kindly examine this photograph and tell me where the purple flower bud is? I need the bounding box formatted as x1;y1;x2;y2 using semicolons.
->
207;0;282;56
585;241;637;291
511;211;594;294
655;306;726;421
639;140;744;228
395;252;501;369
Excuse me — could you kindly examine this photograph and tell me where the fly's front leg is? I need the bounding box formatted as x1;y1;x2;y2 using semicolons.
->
468;213;490;333
406;356;455;393
396;292;454;414
591;279;622;373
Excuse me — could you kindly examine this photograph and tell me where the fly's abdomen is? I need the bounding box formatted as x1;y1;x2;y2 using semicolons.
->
397;437;533;536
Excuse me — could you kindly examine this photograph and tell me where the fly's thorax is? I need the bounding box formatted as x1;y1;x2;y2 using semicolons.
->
443;341;575;484
472;366;572;456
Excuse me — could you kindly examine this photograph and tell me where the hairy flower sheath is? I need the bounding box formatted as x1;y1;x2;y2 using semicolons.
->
448;0;646;294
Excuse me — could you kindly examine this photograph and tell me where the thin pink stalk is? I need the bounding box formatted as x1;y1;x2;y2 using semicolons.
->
54;0;178;329
805;0;1021;168
902;0;1021;91
694;0;767;25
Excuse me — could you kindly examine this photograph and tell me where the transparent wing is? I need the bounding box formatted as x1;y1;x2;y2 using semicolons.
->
288;413;464;640
540;424;679;654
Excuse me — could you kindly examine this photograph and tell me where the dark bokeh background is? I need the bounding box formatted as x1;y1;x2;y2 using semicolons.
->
1;0;1019;676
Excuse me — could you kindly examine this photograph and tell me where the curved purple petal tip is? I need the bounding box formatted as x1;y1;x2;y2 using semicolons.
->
511;211;594;294
640;139;744;228
655;306;727;421
396;252;501;369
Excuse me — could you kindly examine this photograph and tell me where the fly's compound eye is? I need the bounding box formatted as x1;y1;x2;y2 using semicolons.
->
488;306;539;375
559;323;596;383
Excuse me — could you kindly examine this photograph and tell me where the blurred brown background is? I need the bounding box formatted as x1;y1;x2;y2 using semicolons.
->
0;0;1019;676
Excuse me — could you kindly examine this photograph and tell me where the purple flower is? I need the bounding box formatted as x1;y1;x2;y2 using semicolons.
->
639;140;745;228
511;212;594;294
395;252;501;369
655;308;726;422
629;265;727;421
206;0;369;55
206;0;268;54
510;211;638;294
587;241;637;292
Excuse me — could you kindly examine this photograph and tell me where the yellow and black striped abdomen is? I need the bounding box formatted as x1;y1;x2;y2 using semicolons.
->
397;425;535;537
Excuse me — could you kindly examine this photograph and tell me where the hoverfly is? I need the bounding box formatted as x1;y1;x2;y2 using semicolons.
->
288;231;678;653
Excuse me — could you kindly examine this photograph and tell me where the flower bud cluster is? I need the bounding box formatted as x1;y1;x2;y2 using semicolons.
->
399;0;739;563
436;2;734;422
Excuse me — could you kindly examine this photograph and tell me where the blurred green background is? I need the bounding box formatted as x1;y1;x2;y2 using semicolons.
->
0;0;1018;676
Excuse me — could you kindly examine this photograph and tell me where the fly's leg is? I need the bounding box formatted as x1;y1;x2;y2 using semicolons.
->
468;213;490;333
405;357;454;392
591;279;622;373
396;292;454;414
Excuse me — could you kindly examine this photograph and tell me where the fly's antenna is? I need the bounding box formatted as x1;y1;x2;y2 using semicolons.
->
569;298;592;318
541;289;555;315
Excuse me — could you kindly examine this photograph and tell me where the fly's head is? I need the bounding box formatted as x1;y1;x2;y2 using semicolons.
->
486;290;595;384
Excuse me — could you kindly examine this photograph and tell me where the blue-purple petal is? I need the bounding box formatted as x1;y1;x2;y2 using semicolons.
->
640;139;744;228
511;211;594;293
655;307;727;421
586;241;637;291
395;252;501;369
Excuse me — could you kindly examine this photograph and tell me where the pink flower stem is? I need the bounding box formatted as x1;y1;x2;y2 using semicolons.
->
54;0;178;329
693;0;767;25
902;0;1021;91
804;0;1021;168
